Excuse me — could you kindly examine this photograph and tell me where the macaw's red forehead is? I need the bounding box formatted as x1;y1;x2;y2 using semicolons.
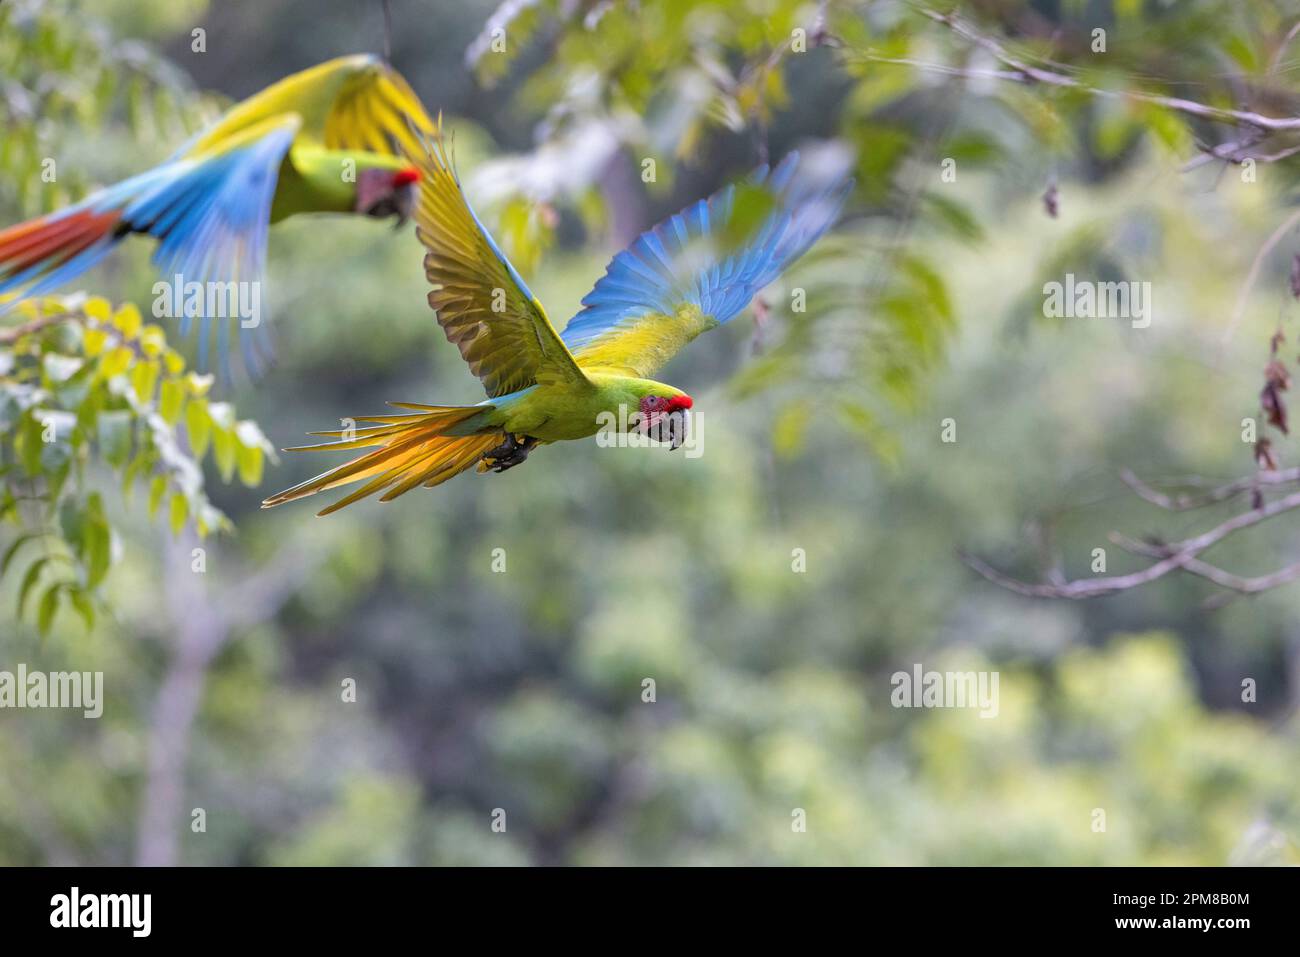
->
664;395;693;412
393;166;420;186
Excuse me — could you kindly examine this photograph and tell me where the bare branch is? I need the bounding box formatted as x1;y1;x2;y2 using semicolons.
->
959;546;1198;599
135;533;322;867
1269;20;1300;76
1223;207;1300;345
915;6;1300;133
1181;130;1267;172
964;478;1300;601
1118;466;1300;510
1110;531;1300;601
0;310;82;345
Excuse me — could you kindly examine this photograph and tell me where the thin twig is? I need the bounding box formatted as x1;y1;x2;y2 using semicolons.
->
963;486;1300;600
1119;466;1300;510
0;311;77;345
1110;531;1300;598
1270;20;1300;76
1181;130;1267;172
1222;207;1300;345
915;6;1300;133
958;546;1197;599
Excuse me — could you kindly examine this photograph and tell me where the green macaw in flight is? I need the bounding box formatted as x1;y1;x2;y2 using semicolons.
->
263;124;851;515
0;54;433;379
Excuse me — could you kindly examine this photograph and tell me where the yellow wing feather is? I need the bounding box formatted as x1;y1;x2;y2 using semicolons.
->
569;303;718;379
413;120;589;398
182;54;432;162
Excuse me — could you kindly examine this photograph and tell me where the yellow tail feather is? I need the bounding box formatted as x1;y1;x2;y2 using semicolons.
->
262;405;500;515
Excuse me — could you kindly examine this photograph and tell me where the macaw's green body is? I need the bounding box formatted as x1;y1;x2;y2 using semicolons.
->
264;123;851;515
456;370;696;444
270;148;412;222
0;54;433;379
511;374;687;439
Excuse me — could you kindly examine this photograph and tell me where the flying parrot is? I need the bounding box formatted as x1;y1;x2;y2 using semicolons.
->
262;127;851;515
0;54;432;379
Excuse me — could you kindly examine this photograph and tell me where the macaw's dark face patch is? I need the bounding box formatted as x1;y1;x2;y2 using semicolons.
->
356;166;419;225
638;394;693;449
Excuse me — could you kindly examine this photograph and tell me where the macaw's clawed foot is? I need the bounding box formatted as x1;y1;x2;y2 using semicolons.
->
480;434;537;473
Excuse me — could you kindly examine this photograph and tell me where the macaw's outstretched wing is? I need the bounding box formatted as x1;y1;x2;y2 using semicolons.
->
0;114;299;381
181;54;434;164
560;152;852;379
413;124;589;398
320;56;434;159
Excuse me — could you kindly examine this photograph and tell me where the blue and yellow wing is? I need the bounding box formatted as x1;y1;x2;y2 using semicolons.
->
0;115;299;381
561;152;851;379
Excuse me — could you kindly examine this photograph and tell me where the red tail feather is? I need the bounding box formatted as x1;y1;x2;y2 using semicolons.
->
0;209;122;278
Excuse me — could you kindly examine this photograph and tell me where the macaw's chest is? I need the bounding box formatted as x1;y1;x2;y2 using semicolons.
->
496;378;663;444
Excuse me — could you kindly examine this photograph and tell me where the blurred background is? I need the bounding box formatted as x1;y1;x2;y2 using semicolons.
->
2;0;1300;865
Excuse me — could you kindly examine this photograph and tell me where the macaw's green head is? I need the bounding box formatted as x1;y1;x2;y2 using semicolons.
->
634;386;694;451
354;163;420;226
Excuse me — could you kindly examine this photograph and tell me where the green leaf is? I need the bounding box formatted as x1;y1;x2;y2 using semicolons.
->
212;426;236;483
923;191;984;244
59;499;85;550
837;400;901;468
772;399;813;458
99;345;133;379
1;532;41;580
20;410;44;476
83;517;111;588
97;409;133;468
236;421;276;477
121;449;151;501
37;583;60;636
130;357;159;403
159;378;184;425
938;132;1003;166
185;398;210;459
236;436;264;486
148;474;167;518
17;556;48;619
169;492;188;536
67;587;95;633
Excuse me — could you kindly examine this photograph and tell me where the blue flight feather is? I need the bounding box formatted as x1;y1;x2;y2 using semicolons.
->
0;120;296;384
561;151;852;354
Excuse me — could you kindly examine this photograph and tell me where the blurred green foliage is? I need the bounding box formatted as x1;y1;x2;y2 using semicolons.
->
0;294;272;636
1;0;1299;866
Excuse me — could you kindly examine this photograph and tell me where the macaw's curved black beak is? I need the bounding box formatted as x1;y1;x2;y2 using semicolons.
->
360;181;418;229
666;408;690;450
393;183;417;230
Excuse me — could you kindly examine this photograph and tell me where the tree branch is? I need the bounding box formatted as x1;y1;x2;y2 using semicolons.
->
134;533;320;867
1221;207;1300;345
1118;466;1300;511
1110;531;1300;598
915;6;1300;133
964;472;1300;601
0;310;81;345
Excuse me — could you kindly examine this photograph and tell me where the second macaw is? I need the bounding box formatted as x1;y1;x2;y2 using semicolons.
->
263;126;851;515
0;54;432;378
